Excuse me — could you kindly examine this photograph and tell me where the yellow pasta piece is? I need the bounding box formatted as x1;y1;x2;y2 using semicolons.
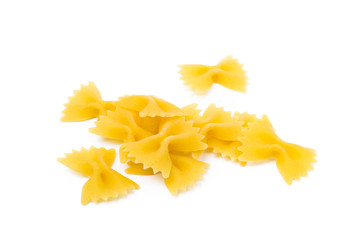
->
89;106;155;142
238;116;316;185
61;82;115;122
120;117;207;178
179;55;248;94
117;95;185;117
183;104;246;164
58;147;139;205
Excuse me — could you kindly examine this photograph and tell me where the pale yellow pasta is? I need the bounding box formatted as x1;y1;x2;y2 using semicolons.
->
58;147;139;205
238;116;316;184
182;104;248;165
61;82;115;122
59;79;316;200
179;55;248;94
120;117;208;195
120;117;207;178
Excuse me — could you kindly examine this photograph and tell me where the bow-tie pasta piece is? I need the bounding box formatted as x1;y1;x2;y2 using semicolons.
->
179;55;248;94
120;117;207;178
89;106;155;142
58;147;139;205
185;104;246;165
61;82;115;122
117;95;185;118
238;116;316;185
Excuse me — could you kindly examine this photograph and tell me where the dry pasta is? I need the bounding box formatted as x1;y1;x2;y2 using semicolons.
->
179;56;248;94
120;117;209;194
238;116;316;184
61;82;115;122
58;147;139;204
183;104;248;165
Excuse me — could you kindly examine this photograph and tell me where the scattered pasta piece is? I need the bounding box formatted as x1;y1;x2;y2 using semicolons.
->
89;106;154;142
120;117;207;178
117;95;185;117
238;116;316;185
61;82;115;122
58;147;139;205
183;104;246;165
179;55;248;94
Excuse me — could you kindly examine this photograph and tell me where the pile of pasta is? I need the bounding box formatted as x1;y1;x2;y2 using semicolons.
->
59;81;316;205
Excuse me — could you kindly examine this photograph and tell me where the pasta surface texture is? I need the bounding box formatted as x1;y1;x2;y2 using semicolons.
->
179;55;248;94
58;147;139;205
238;116;316;185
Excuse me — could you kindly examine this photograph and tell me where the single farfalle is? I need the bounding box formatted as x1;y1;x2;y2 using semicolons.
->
183;104;248;165
116;95;185;117
58;147;139;205
179;55;248;94
61;82;115;122
89;106;156;142
120;117;209;195
238;116;316;185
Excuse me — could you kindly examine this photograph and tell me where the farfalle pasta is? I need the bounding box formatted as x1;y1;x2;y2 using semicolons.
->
60;63;317;204
183;104;249;165
120;117;207;177
179;55;248;94
238;116;316;185
58;147;139;205
61;82;115;122
120;117;209;194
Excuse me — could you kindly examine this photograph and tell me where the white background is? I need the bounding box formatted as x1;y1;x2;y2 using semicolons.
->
1;0;359;239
